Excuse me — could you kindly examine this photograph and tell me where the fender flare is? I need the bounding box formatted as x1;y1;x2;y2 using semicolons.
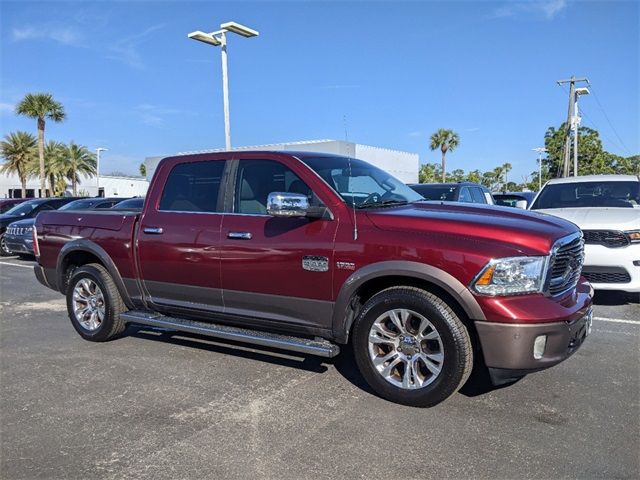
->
56;239;134;309
331;260;486;342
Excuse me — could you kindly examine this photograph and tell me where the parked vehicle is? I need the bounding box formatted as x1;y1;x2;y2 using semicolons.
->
494;192;537;209
4;197;127;257
0;197;79;256
530;174;640;294
33;152;592;407
409;182;494;205
110;197;145;211
0;198;29;214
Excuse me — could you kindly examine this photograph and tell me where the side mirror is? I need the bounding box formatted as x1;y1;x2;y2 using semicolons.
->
267;192;310;217
515;199;528;209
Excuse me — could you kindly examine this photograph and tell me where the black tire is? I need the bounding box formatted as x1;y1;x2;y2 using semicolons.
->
0;233;13;256
66;263;127;342
352;287;473;407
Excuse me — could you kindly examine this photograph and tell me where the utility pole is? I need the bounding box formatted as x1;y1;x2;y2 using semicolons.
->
557;76;589;177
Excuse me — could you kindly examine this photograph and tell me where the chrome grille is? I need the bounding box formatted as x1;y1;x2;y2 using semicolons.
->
547;234;585;296
582;230;630;248
6;226;31;236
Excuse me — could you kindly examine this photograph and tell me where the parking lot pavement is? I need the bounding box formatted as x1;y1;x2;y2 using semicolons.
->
1;258;639;480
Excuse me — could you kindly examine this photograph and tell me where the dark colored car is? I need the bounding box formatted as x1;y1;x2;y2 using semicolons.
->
4;198;127;257
0;198;29;214
409;182;494;205
493;192;537;209
0;197;80;256
34;152;592;407
110;197;145;211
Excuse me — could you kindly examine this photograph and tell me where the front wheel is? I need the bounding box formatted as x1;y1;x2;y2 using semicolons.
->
66;263;127;341
352;287;473;407
0;233;13;256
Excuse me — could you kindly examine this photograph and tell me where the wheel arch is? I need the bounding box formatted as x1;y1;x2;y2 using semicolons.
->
57;239;134;309
332;261;485;343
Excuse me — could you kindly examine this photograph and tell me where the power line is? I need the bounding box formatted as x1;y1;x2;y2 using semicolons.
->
589;87;633;156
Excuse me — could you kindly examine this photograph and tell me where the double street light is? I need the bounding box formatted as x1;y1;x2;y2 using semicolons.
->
188;21;259;151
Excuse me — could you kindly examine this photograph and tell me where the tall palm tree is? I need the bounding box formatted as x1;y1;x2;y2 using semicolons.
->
15;93;66;197
64;143;97;195
0;131;37;198
429;129;460;182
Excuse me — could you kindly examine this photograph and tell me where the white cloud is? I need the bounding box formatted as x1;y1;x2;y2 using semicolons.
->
107;24;165;70
466;127;481;132
0;102;14;115
408;131;423;137
12;25;84;46
133;104;182;127
490;0;568;20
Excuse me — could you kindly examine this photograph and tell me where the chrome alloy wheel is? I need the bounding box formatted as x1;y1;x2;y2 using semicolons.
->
72;279;105;331
368;308;444;390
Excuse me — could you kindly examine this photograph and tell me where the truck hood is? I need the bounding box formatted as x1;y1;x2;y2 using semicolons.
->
532;207;640;231
366;201;578;255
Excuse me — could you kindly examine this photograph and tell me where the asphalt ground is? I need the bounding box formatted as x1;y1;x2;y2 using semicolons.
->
1;257;638;480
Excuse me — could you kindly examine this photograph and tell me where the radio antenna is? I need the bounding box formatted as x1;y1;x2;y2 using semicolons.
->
344;114;358;240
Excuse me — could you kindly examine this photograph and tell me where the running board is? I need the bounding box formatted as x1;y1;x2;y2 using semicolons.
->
121;310;340;358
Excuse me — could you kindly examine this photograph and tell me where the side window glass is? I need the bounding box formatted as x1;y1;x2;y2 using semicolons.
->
235;160;312;215
159;160;225;212
458;187;473;203
471;187;486;204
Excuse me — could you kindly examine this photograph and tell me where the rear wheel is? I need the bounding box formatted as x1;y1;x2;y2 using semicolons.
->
66;263;127;341
352;287;473;407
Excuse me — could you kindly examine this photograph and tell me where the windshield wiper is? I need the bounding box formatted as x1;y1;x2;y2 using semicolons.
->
356;199;409;209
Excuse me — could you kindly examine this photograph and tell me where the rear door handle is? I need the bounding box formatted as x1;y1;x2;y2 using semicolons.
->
227;231;252;240
143;227;164;235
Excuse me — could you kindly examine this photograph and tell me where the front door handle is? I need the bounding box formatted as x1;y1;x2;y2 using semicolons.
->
143;227;164;235
227;231;252;240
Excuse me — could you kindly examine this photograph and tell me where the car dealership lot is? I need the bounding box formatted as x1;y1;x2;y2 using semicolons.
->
1;258;638;479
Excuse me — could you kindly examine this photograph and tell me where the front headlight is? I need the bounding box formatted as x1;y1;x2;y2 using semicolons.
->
472;256;548;296
625;230;640;243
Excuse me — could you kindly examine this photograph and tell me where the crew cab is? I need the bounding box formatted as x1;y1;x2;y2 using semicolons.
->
33;152;593;407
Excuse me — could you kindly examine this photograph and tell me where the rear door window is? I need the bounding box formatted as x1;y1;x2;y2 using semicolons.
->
159;160;225;213
458;187;473;203
470;187;487;204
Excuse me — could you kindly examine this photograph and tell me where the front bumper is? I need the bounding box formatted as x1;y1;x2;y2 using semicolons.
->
583;243;640;292
4;235;34;255
475;307;592;378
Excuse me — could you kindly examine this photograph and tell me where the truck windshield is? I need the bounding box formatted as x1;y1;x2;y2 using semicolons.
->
531;181;640;209
300;156;423;208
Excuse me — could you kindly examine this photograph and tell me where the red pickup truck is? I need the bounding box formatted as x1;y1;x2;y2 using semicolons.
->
33;151;593;407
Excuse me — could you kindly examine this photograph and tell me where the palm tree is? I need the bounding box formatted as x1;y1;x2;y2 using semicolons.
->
64;143;97;195
15;93;66;197
429;129;460;182
0;131;37;198
44;141;68;196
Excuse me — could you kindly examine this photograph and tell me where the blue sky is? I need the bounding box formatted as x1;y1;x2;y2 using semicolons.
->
1;0;638;181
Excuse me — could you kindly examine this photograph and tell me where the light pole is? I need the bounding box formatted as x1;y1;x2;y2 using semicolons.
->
188;21;259;151
96;148;108;196
572;87;590;176
532;147;547;191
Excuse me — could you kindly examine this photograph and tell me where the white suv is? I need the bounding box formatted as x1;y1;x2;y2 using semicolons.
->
530;174;640;294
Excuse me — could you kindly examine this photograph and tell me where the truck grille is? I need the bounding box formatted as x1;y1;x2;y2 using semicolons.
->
582;267;631;284
582;230;630;248
547;234;585;296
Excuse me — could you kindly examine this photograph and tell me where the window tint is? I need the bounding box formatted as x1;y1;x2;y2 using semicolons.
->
159;160;225;212
95;201;118;209
410;185;456;201
470;187;486;204
235;160;311;215
531;181;640;209
458;187;473;203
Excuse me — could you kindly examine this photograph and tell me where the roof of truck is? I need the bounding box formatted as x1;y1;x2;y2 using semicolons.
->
546;174;639;184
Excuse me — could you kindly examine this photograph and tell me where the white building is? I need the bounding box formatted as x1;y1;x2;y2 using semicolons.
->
144;140;419;184
0;172;149;199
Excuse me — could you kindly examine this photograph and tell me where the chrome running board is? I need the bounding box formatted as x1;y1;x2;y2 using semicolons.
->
121;310;340;358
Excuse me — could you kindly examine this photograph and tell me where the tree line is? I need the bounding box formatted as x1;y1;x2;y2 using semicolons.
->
0;93;96;198
421;126;638;191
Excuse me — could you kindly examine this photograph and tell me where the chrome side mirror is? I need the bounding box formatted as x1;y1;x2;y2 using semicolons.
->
267;192;310;217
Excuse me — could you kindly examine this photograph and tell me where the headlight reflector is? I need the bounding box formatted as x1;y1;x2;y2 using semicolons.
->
473;256;547;296
625;230;640;243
